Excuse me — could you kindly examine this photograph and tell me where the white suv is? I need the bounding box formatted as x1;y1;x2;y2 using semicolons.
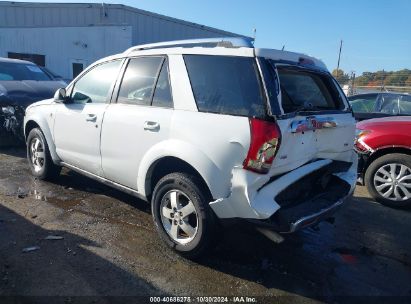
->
24;38;357;257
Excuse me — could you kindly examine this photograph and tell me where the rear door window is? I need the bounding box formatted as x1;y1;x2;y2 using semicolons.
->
117;57;163;106
184;55;266;117
277;67;344;113
152;59;173;108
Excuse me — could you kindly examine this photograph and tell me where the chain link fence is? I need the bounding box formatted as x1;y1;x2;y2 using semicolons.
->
341;84;411;96
335;71;411;96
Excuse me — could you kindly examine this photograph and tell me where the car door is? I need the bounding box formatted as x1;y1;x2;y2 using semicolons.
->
100;56;173;189
269;64;356;174
53;59;122;176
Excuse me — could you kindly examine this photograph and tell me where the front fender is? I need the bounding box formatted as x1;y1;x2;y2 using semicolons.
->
24;107;60;164
137;139;229;199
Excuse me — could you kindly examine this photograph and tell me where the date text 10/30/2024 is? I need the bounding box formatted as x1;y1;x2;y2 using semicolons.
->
149;296;257;303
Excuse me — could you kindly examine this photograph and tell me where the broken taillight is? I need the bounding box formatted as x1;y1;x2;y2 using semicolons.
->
243;118;281;174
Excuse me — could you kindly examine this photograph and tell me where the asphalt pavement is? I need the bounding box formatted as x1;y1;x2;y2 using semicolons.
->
0;147;410;303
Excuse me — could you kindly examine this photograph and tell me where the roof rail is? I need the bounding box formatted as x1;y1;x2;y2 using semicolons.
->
124;37;254;54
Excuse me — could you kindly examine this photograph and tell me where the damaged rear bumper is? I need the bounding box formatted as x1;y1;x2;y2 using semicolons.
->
287;198;345;233
209;151;357;233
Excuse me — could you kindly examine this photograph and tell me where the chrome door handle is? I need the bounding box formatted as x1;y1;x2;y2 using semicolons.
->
144;121;160;131
86;114;97;122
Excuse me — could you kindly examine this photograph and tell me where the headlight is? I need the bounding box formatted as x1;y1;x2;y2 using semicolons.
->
0;84;7;97
1;106;15;115
355;129;372;153
355;129;371;141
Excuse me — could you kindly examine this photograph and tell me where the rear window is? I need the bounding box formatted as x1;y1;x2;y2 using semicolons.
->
184;55;266;117
277;67;344;113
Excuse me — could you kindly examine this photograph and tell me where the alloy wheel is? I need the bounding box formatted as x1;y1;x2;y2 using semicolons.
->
160;189;199;245
374;163;411;201
29;137;45;173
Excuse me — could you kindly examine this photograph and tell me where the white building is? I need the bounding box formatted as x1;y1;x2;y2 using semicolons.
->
0;1;246;79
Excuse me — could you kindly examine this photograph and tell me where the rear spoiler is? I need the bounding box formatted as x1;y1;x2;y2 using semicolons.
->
255;48;328;71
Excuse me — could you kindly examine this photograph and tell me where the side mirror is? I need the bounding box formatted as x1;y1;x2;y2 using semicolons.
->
54;88;68;103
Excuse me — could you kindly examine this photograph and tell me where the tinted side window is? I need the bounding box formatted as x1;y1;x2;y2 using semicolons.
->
152;59;173;108
71;60;121;104
184;55;266;117
117;57;163;106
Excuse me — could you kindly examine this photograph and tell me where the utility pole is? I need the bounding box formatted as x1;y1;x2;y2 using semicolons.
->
350;71;356;96
380;69;385;91
336;40;343;73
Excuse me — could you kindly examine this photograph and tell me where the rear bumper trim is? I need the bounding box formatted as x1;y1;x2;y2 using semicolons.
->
286;196;346;233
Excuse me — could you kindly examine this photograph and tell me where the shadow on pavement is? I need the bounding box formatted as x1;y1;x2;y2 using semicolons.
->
198;197;411;300
0;204;161;300
0;147;26;158
353;194;411;212
55;170;151;214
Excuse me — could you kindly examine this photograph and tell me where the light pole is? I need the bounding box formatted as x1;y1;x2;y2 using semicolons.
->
336;40;343;73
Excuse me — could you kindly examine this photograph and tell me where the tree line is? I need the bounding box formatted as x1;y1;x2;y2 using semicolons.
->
332;68;411;87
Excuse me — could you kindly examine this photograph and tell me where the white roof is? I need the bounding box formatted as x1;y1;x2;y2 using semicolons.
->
93;38;328;72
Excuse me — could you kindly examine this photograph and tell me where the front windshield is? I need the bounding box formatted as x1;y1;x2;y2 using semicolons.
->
378;94;411;115
0;62;51;81
349;93;411;115
348;95;378;113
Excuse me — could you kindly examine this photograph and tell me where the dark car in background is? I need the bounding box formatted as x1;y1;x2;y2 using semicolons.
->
0;57;66;143
355;116;411;208
39;66;71;84
348;92;411;121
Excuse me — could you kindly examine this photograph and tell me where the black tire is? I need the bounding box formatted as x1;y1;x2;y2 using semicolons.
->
365;153;411;208
26;128;61;180
151;172;218;259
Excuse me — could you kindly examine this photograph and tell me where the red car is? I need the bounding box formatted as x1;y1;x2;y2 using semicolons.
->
356;116;411;207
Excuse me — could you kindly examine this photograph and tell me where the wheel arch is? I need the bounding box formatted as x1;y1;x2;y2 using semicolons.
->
364;149;411;207
144;156;213;202
24;120;40;140
24;117;60;164
136;139;229;202
365;146;411;173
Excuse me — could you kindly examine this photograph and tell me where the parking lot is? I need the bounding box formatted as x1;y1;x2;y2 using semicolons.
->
0;147;410;302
